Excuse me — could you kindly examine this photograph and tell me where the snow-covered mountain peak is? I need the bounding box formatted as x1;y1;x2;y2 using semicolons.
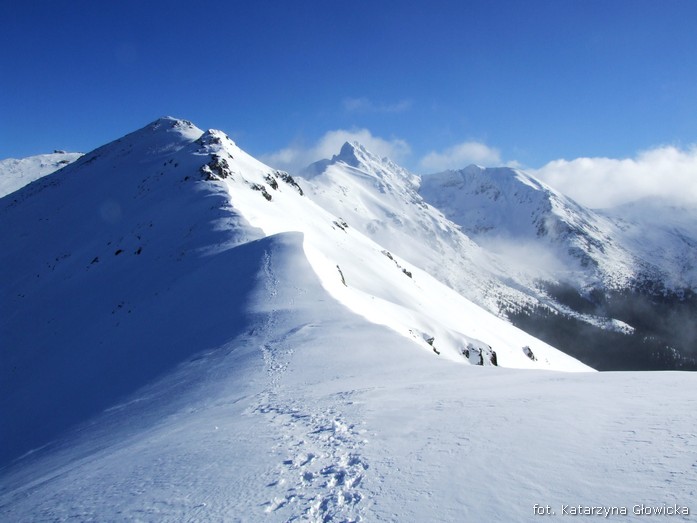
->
420;164;639;288
304;141;418;189
148;116;202;137
421;165;560;239
116;116;204;151
333;140;380;168
87;117;204;160
196;128;238;152
139;116;204;143
428;164;550;197
298;146;553;315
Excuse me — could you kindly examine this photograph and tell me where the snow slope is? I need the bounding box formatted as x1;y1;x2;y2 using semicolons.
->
2;281;695;521
1;119;264;465
602;197;697;290
299;142;539;314
419;165;697;292
418;165;697;369
192;130;585;372
2;118;694;521
419;165;637;290
0;152;82;198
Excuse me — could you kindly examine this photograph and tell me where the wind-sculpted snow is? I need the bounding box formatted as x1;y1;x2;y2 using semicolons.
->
2;293;696;521
201;136;586;371
3;227;695;521
1;227;414;522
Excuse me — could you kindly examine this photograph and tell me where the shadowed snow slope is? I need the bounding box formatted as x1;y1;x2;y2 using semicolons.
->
0;118;263;465
2;118;694;522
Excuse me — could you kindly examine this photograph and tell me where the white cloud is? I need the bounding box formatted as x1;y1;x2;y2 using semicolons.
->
532;145;697;208
419;141;503;172
260;129;411;173
342;97;412;113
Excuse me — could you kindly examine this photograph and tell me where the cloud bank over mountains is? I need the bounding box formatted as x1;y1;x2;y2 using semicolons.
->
262;130;697;209
532;144;697;208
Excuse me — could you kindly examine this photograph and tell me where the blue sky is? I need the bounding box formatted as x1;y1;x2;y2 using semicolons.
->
3;0;697;193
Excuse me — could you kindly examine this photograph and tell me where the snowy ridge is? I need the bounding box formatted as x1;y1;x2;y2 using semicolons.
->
4;225;694;520
1;229;391;521
193;131;586;371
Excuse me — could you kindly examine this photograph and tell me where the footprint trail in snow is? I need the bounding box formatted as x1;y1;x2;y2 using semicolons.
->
252;249;370;522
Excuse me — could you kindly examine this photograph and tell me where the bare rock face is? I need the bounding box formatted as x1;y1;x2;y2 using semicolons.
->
523;345;537;361
201;156;233;181
463;342;498;366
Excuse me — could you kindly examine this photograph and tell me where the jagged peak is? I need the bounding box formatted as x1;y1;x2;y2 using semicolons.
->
333;141;378;168
196;129;237;151
302;140;411;182
319;141;418;187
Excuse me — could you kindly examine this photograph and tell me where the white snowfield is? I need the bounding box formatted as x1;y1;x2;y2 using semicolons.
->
0;152;82;198
1;118;695;522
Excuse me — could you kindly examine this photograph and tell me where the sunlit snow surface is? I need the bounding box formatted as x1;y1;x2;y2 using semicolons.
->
0;152;82;198
1;119;695;521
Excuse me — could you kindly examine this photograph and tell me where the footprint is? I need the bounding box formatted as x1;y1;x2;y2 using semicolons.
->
299;452;316;466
